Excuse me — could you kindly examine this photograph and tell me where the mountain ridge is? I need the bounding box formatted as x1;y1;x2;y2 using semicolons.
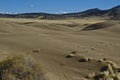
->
0;5;120;19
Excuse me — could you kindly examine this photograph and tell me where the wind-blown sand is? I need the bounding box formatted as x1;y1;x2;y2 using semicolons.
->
0;18;120;80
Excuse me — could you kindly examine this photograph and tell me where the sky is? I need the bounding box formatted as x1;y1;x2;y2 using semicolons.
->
0;0;120;14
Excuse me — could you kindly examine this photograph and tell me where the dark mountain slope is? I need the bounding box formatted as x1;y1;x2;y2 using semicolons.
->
104;5;120;19
0;5;120;19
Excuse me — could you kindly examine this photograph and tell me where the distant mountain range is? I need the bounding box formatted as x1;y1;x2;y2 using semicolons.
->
0;5;120;19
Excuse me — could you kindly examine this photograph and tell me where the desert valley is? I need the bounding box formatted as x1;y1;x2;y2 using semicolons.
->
0;5;120;80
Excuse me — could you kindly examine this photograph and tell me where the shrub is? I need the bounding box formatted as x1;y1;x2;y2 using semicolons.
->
0;55;47;80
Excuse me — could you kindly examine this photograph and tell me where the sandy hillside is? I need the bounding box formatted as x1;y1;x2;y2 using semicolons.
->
0;18;120;80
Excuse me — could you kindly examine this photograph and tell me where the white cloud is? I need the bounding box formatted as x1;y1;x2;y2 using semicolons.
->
55;11;69;14
60;11;68;14
0;12;10;14
0;12;18;14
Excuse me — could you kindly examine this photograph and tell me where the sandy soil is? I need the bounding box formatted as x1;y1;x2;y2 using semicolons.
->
0;18;120;80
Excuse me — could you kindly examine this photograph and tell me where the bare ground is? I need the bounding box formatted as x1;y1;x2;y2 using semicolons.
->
0;18;120;80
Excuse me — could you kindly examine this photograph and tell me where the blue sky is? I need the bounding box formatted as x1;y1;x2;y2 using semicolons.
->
0;0;120;14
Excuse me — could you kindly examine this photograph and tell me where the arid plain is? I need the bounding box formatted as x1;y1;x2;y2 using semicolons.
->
0;18;120;80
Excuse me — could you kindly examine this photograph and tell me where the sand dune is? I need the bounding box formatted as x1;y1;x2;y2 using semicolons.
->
0;18;120;80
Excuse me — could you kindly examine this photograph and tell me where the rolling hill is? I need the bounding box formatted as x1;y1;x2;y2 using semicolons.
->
0;5;120;19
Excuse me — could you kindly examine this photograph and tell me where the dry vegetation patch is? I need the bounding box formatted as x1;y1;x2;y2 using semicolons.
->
0;55;47;80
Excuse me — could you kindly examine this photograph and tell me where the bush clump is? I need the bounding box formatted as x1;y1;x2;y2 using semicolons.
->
0;55;47;80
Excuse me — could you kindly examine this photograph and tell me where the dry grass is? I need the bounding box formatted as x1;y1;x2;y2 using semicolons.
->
0;55;47;80
0;18;105;25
